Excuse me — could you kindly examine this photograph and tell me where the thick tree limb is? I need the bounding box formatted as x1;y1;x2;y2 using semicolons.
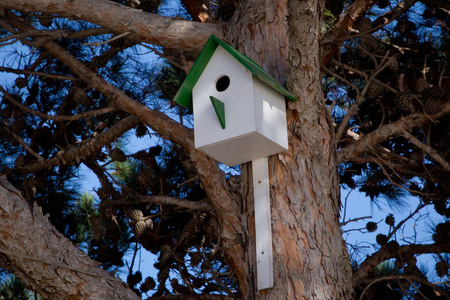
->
104;195;213;211
0;176;140;299
353;243;450;284
337;102;450;164
0;0;223;51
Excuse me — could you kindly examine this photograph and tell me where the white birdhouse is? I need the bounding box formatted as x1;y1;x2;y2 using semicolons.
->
174;35;296;291
174;35;296;166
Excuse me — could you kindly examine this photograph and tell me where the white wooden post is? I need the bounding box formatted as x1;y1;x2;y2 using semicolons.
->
252;157;274;290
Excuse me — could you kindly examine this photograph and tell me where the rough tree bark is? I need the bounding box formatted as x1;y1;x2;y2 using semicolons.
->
226;0;353;298
0;176;140;299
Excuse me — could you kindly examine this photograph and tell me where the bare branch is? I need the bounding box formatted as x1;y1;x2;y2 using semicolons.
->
402;130;450;172
358;274;449;300
1;119;43;161
0;85;117;121
0;66;75;80
353;243;450;284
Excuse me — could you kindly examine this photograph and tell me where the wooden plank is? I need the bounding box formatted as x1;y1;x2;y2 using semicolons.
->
252;157;274;290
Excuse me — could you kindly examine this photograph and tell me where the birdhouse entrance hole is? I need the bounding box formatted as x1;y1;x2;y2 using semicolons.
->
215;75;230;92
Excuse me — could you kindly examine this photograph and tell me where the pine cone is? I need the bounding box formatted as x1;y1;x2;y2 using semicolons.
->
127;271;142;287
376;234;388;246
435;261;448;277
110;148;127;162
15;154;26;167
159;244;174;267
366;222;378;232
424;97;441;114
387;240;399;254
140;276;156;293
122;187;138;201
92;55;108;68
189;252;202;266
396;20;415;34
394;92;415;113
12;118;26;133
144;218;153;230
387;57;399;72
0;124;9;139
134;221;147;237
135;123;147;138
96;186;111;200
126;209;143;222
385;213;395;226
367;81;385;99
15;77;28;89
355;17;372;32
415;78;429;94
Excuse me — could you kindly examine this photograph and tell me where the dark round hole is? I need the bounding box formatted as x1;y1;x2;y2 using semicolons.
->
216;75;230;92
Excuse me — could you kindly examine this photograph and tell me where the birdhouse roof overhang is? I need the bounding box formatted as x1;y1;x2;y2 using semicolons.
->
173;35;296;110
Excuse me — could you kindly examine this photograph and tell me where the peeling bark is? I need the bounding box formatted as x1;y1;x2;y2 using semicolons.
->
0;176;140;300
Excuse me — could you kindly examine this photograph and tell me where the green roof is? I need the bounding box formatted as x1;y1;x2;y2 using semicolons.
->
173;35;296;111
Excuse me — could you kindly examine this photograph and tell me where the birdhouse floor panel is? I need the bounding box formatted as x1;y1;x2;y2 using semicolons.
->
197;131;287;166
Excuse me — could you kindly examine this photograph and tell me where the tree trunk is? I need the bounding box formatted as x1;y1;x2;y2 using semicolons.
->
226;0;353;298
0;176;140;300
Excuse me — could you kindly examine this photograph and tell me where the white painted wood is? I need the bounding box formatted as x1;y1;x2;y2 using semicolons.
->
252;157;274;290
192;45;288;166
253;78;288;150
193;46;255;148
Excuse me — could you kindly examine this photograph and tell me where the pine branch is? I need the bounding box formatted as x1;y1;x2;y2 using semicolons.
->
19;115;141;173
419;0;450;10
321;0;378;66
358;274;450;300
337;102;450;164
0;0;223;51
0;85;117;121
353;243;450;284
322;0;417;66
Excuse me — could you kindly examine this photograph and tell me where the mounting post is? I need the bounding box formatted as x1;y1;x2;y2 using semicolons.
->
252;157;274;290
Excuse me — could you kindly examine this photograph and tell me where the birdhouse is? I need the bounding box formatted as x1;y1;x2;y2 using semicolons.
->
174;35;296;166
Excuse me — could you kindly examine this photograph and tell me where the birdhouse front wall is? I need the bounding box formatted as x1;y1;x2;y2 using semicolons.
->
192;45;289;166
193;45;255;148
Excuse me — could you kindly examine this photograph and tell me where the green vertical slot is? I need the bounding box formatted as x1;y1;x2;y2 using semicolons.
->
209;96;226;129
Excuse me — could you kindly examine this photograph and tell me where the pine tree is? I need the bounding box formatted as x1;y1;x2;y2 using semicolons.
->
0;0;449;299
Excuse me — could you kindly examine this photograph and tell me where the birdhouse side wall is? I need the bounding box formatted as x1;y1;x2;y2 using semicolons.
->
253;78;289;151
192;45;255;149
